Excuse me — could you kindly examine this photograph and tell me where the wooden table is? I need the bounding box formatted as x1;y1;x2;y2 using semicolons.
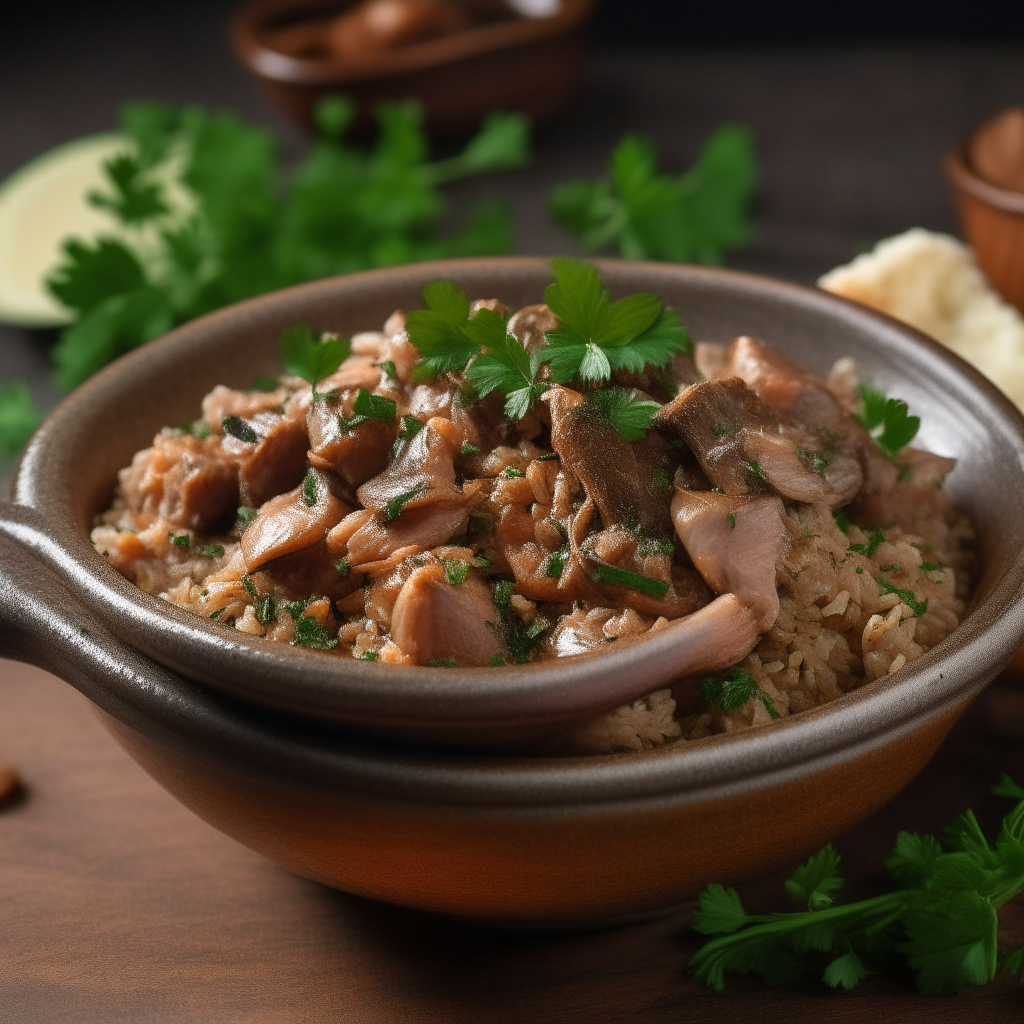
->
2;659;1022;1022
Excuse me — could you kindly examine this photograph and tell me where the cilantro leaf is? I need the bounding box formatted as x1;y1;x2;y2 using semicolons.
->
427;110;530;183
822;951;867;991
384;483;428;522
848;529;885;556
352;388;397;421
692;884;748;936
857;384;920;456
47;237;148;315
583;386;660;442
885;832;943;889
875;577;928;617
0;383;41;456
994;775;1024;801
281;324;349;386
550;125;757;264
786;846;844;910
87;151;169;225
700;667;779;719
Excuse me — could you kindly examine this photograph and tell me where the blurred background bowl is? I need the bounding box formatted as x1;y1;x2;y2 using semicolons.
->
231;0;595;135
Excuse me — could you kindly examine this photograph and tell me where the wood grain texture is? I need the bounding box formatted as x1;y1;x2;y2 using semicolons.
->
2;659;1022;1022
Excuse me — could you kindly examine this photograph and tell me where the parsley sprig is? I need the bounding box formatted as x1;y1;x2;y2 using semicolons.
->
690;776;1024;995
582;386;661;442
550;125;757;264
701;667;780;719
857;384;920;457
281;323;349;389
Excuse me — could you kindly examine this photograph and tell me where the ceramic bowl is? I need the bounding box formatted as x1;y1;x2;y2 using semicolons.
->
231;0;594;135
2;257;1024;925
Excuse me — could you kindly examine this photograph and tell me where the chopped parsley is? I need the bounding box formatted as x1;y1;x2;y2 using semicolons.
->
744;460;765;480
582;386;661;442
502;466;526;478
196;543;224;558
221;415;259;443
242;576;258;599
359;650;379;661
301;469;317;506
377;360;397;380
797;447;829;474
690;775;1024;995
253;593;277;626
848;529;885;557
235;505;258;532
281;324;349;388
337;411;369;433
405;280;480;375
489;654;506;667
384;483;427;522
490;578;547;663
876;577;928;617
921;561;942;572
728;513;736;530
832;508;851;533
209;607;225;619
857;383;920;456
352;388;397;421
442;559;469;586
285;600;338;650
335;557;351;577
167;531;190;548
460;442;480;456
396;415;424;442
589;559;670;599
546;544;570;578
700;667;779;720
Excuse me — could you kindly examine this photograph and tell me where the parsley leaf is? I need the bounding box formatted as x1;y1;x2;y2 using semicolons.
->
582;386;660;442
167;531;190;548
405;280;478;374
875;577;928;617
222;415;259;443
352;388;397;421
196;543;225;558
700;666;780;719
543;258;689;385
848;529;885;557
442;558;469;586
857;384;920;456
281;324;349;387
550;125;757;264
88;152;169;224
384;483;428;522
0;383;41;456
285;600;337;650
786;846;844;910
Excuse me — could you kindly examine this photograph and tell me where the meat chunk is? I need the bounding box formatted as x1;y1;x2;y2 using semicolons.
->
241;468;349;572
391;564;507;666
120;431;239;533
306;388;397;487
222;410;310;509
671;489;789;630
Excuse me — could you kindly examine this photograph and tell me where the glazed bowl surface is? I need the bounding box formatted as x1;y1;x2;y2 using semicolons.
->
3;257;1024;924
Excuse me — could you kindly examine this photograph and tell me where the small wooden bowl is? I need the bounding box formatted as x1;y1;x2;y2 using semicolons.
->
231;0;594;135
945;142;1024;315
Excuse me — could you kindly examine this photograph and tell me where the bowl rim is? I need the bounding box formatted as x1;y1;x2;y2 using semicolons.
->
231;0;594;86
944;141;1024;216
7;256;1024;760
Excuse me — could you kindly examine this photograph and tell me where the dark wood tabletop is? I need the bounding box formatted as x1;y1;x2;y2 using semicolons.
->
3;5;1024;1020
2;659;1023;1022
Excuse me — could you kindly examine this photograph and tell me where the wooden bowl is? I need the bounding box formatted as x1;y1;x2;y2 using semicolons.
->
945;140;1024;314
231;0;594;134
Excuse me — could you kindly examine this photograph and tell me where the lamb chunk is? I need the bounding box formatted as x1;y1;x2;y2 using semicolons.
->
223;409;310;509
406;379;510;452
544;385;673;535
391;564;508;666
240;468;349;572
306;388;397;487
507;303;557;353
120;431;239;533
671;489;789;630
200;384;289;432
251;538;361;603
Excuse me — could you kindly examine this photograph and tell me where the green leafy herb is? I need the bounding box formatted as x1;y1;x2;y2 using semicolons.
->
442;558;469;586
848;529;885;557
241;576;258;599
281;324;349;387
462;305;550;419
832;508;851;533
253;593;277;626
209;607;225;619
338;411;369;433
546;544;570;578
875;577;928;617
582;386;661;442
222;415;258;443
728;513;736;530
745;459;765;480
384;483;427;522
550;125;757;264
252;376;279;392
0;383;42;456
352;388;397;421
235;505;258;532
921;561;942;573
489;579;548;663
196;543;224;558
857;384;920;456
543;258;690;385
397;416;424;442
489;654;506;667
700;667;779;719
588;557;670;599
797;447;829;474
359;650;379;661
285;601;338;650
377;360;397;380
167;531;190;548
690;776;1024;995
405;280;478;374
335;557;351;577
460;442;480;456
502;466;525;478
301;469;317;506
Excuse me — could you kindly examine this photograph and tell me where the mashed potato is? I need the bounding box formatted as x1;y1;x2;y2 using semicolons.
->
819;228;1024;409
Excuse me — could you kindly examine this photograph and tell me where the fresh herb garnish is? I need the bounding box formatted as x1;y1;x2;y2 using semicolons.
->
547;544;570;578
281;324;348;389
857;384;920;456
253;593;277;626
209;607;225;619
490;579;548;663
285;600;338;650
700;667;779;719
397;416;424;442
0;383;41;457
384;483;427;522
377;360;397;380
921;561;942;572
235;505;258;532
252;376;279;392
588;558;670;599
405;280;480;375
797;447;829;474
549;125;757;264
582;386;661;442
222;415;259;443
242;576;258;599
167;531;190;548
502;467;526;478
359;650;379;661
489;654;506;667
876;578;928;617
442;559;469;586
196;543;224;558
745;460;765;480
832;508;851;533
543;258;690;385
728;513;736;530
460;442;480;456
301;469;317;507
690;776;1024;995
335;557;351;577
352;388;397;421
848;529;885;557
337;411;369;433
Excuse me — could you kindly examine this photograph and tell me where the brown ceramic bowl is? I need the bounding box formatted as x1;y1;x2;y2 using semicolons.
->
2;257;1024;925
945;141;1024;314
231;0;594;135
